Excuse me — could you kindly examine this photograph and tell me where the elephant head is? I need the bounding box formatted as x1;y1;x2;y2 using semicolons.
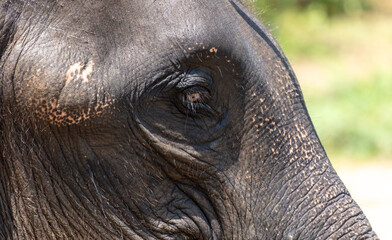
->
0;0;378;239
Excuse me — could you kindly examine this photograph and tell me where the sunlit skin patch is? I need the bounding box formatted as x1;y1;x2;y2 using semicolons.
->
20;61;115;126
65;61;95;86
31;97;116;126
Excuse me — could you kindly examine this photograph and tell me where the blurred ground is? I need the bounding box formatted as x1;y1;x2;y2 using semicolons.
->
336;162;392;239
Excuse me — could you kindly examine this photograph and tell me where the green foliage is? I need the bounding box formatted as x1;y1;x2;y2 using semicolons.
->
306;69;392;160
254;0;373;17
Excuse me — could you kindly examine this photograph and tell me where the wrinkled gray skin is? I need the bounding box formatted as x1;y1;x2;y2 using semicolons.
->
0;0;378;239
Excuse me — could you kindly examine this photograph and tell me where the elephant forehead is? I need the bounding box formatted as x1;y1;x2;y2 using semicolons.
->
5;0;281;126
4;1;232;118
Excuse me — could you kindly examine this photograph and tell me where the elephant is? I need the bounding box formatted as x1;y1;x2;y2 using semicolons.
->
0;0;379;239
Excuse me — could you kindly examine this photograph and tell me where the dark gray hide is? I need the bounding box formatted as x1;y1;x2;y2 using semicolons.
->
0;0;378;239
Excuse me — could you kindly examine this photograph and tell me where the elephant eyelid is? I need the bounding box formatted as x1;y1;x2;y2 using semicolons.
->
176;69;213;90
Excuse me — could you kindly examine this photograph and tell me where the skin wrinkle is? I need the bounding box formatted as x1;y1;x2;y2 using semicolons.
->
294;185;344;231
77;145;112;217
156;138;244;240
1;120;22;240
179;209;207;239
239;162;261;236
135;115;218;171
48;132;101;227
25;133;71;238
320;201;364;237
283;135;321;172
8;2;58;107
87;162;149;238
45;183;78;238
268;169;322;228
281;169;335;231
222;183;243;238
84;121;198;239
148;198;181;236
7;136;38;239
177;183;223;238
87;164;107;220
336;222;362;240
0;168;11;238
11;175;33;239
36;187;60;239
170;200;206;239
283;155;328;200
13;3;115;124
54;180;103;238
311;195;350;239
151;139;236;238
29;157;57;239
154;194;192;238
31;164;55;238
212;187;238;239
0;5;19;70
98;162;159;239
310;198;344;239
239;161;262;239
239;153;266;217
242;91;334;236
69;139;110;218
44;128;118;238
296;185;348;234
325;211;364;240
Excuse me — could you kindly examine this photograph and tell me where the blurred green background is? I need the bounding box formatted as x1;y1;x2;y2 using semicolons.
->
248;0;392;164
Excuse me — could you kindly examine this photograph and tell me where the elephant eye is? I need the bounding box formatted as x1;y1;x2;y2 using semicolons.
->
180;86;212;114
173;69;216;117
187;92;201;102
